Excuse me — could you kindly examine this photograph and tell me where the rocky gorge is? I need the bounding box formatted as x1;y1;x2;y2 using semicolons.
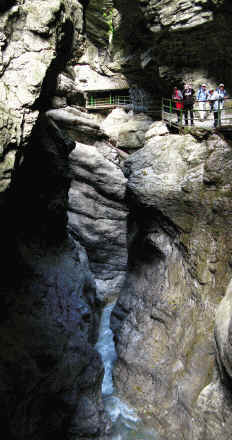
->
1;1;232;439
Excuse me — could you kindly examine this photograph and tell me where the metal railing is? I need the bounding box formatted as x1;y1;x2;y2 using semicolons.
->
86;95;131;108
85;96;162;118
162;97;232;129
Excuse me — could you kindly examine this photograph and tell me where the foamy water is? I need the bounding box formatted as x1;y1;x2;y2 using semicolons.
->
95;302;158;440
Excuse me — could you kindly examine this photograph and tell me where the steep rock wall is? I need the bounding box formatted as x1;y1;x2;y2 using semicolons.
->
112;0;232;98
68;140;128;302
0;115;111;440
44;105;129;302
112;127;232;439
0;2;113;439
0;0;84;195
2;1;232;439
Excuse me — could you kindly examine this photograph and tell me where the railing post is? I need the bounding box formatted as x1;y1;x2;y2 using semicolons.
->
168;99;171;127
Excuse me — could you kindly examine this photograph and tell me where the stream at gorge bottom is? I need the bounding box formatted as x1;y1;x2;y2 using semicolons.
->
95;302;158;440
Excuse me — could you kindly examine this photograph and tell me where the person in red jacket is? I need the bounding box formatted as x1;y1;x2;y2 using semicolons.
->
172;86;183;124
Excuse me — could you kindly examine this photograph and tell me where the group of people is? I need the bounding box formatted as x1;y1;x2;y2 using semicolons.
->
172;83;228;128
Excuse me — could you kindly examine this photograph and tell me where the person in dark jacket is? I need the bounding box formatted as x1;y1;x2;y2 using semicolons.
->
182;84;195;126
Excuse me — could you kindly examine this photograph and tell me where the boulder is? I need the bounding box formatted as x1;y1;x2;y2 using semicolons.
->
101;108;131;142
102;109;153;149
145;121;169;140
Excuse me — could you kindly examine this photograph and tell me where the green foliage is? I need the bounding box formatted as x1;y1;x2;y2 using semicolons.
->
102;7;114;41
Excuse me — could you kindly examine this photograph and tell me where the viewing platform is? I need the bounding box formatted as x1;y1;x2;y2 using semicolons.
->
84;93;232;134
85;94;160;117
162;98;232;132
86;95;131;110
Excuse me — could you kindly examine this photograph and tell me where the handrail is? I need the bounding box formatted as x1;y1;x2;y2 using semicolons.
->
162;97;232;128
86;95;131;108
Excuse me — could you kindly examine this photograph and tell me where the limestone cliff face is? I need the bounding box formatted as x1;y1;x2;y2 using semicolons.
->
68;140;128;302
0;2;129;438
112;0;232;97
0;2;113;439
0;112;112;440
0;0;84;194
111;126;232;439
1;1;232;440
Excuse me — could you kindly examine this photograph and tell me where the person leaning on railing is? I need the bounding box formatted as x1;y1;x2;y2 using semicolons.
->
216;83;228;122
196;83;208;121
182;84;195;126
217;83;228;105
207;88;221;128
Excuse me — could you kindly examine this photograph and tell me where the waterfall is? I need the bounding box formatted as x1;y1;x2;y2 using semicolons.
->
95;302;158;440
95;302;117;397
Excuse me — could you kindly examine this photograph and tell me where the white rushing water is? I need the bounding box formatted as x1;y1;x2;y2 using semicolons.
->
95;302;158;440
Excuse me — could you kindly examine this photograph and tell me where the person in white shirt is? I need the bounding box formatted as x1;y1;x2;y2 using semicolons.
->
196;84;208;121
216;83;228;123
216;83;228;108
207;88;220;127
